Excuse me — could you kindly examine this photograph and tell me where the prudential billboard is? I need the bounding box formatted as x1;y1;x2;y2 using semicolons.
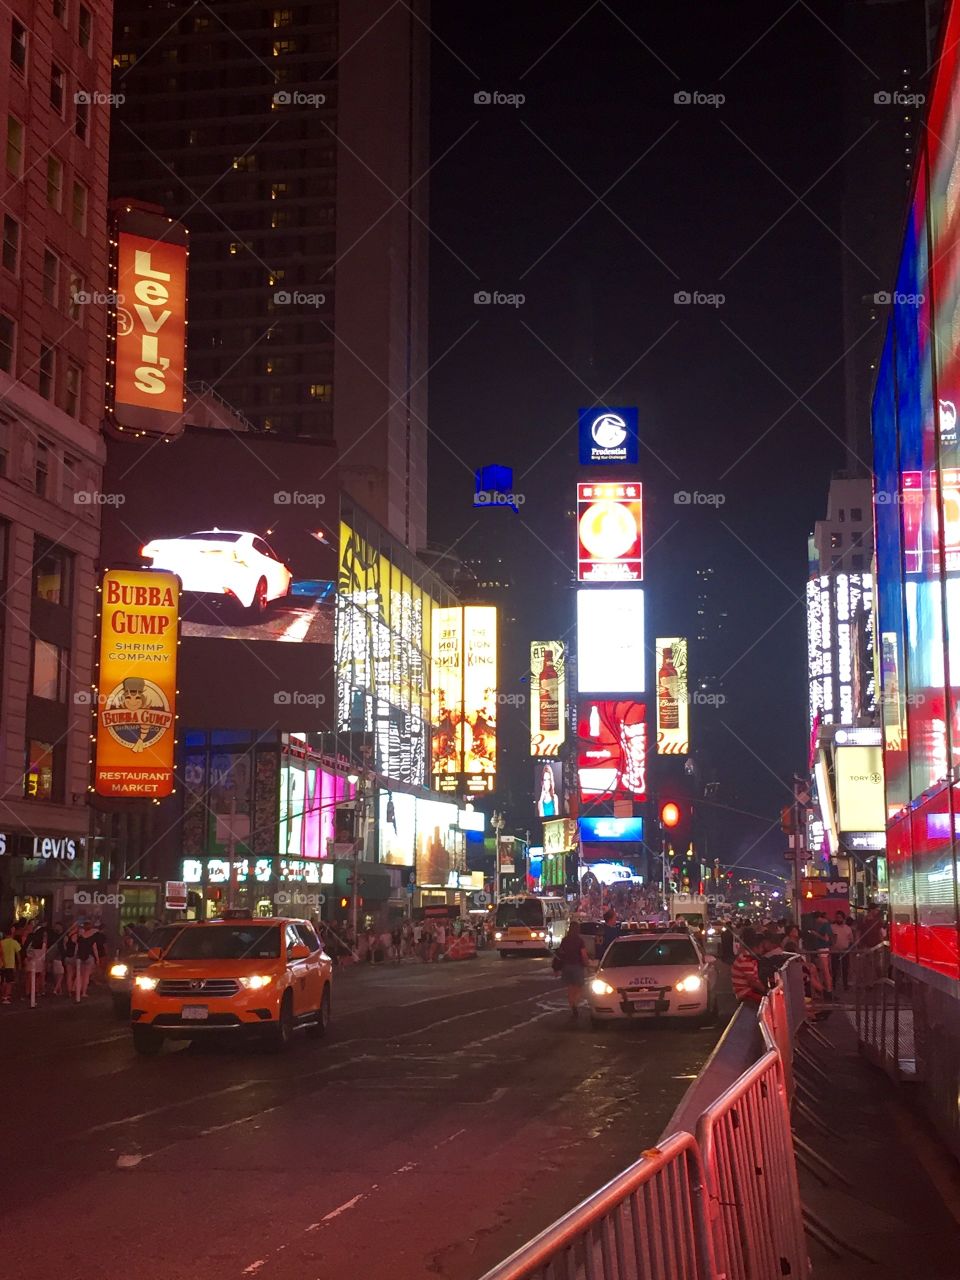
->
579;407;639;465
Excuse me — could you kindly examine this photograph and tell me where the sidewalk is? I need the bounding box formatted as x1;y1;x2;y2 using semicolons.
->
794;1002;960;1278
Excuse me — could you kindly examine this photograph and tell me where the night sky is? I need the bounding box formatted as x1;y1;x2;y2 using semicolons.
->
423;1;922;872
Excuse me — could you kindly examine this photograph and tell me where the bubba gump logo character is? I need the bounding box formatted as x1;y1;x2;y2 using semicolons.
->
101;676;174;755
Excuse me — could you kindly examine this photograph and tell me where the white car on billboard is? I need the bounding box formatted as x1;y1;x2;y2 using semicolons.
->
140;530;292;620
587;931;717;1027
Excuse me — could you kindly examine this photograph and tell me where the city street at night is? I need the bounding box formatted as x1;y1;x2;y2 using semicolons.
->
0;954;729;1279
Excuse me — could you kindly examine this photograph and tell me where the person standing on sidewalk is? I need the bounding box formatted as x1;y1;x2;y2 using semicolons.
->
47;921;65;995
0;929;21;1003
74;922;100;1000
830;911;855;993
23;920;51;999
62;924;79;995
731;930;767;1006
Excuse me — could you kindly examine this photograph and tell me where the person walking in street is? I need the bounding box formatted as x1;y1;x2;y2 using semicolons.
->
830;911;855;993
62;924;79;995
75;922;100;1000
47;921;65;995
0;929;21;1004
23;919;51;999
554;920;589;1019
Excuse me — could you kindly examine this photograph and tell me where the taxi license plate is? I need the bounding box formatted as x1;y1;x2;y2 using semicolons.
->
182;1005;208;1021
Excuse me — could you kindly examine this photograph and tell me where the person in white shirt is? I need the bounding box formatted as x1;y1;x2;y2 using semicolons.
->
830;912;855;992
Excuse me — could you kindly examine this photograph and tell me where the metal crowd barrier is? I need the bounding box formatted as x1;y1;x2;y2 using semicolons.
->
479;960;810;1280
852;942;917;1083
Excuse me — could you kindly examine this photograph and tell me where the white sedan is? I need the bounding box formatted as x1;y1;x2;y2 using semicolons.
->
141;530;292;620
587;932;718;1026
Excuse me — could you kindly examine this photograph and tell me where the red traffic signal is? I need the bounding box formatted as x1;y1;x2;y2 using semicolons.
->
661;801;681;828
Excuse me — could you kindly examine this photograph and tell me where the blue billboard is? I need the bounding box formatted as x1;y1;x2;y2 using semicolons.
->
580;815;645;842
579;407;639;465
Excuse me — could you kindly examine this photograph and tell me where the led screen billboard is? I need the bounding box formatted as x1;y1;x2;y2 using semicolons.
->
94;569;179;797
579;816;645;842
530;640;565;756
577;700;647;800
578;407;639;465
576;589;645;693
110;209;188;436
534;761;564;818
835;746;886;835
431;605;497;793
577;482;643;582
100;427;337;731
655;637;689;754
378;793;464;881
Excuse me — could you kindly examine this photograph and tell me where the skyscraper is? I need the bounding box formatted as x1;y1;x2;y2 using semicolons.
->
108;0;430;550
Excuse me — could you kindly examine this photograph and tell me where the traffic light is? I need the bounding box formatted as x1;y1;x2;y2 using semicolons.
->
661;801;681;828
339;896;349;910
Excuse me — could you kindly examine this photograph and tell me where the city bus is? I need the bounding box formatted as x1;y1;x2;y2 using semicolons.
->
494;895;569;958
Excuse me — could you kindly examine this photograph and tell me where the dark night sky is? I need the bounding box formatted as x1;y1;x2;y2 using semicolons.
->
423;1;920;872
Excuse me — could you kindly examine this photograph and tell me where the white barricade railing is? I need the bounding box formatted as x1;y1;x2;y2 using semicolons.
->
478;959;809;1280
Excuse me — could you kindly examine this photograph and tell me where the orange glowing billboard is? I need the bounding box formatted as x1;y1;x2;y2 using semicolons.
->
112;212;188;435
94;569;179;798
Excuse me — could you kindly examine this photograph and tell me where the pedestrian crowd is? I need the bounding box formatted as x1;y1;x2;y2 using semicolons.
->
0;917;108;1005
317;917;484;966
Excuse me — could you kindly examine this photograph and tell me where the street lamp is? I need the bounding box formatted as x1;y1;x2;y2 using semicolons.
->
491;810;504;903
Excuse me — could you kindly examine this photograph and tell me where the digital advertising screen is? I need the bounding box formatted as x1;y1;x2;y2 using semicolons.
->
576;589;645;693
278;754;353;860
578;406;639;465
655;637;689;754
530;640;566;757
577;700;647;800
834;745;886;836
579;816;645;842
577;482;643;582
378;793;463;881
463;606;497;783
100;427;337;731
534;760;564;818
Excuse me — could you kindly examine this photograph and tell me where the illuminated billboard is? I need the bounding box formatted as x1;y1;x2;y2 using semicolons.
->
378;793;464;881
534;761;564;818
578;406;639;465
94;569;179;797
530;640;565;756
431;605;497;792
807;572;874;734
111;209;188;436
577;700;647;800
576;589;645;693
655;637;689;754
580;816;645;842
835;745;886;836
577;482;643;582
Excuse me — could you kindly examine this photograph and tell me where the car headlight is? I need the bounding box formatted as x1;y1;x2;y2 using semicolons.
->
109;962;130;979
134;975;157;991
494;931;502;941
591;978;615;996
707;927;717;936
675;974;704;993
239;974;272;990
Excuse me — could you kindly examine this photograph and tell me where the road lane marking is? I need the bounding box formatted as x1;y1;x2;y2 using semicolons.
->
79;1080;260;1135
321;1191;366;1222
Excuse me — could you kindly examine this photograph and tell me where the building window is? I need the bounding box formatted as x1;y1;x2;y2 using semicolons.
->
32;639;67;701
42;248;59;305
852;553;864;571
78;4;92;52
837;508;845;523
0;313;14;373
273;38;299;55
273;9;294;26
193;14;210;30
271;182;288;199
233;154;255;172
63;452;79;500
70;181;87;233
53;0;67;26
34;538;71;604
50;63;65;115
2;214;20;274
851;506;863;522
47;155;63;210
35;439;50;496
10;19;27;73
309;383;331;401
830;532;842;549
38;343;55;400
75;94;89;142
113;51;136;70
64;361;81;415
67;270;83;320
6;115;24;177
24;739;57;801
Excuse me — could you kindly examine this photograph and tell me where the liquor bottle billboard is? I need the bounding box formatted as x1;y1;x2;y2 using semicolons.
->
655;638;689;755
530;640;565;756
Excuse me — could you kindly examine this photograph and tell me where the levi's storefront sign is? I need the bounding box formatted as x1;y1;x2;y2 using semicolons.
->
94;570;179;798
0;833;81;860
111;209;188;436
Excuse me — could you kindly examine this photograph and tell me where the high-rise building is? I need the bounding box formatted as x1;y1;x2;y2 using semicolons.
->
108;0;430;550
0;0;115;923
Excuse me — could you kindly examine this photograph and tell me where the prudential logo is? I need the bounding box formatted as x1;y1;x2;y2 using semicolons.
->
579;406;639;465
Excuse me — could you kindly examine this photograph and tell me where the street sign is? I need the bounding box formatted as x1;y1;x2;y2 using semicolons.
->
405;883;415;895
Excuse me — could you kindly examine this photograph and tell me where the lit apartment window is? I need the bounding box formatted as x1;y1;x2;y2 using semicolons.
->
53;0;67;27
2;214;20;274
32;638;67;701
64;361;81;415
34;537;72;604
75;94;89;142
70;181;87;232
273;39;298;55
273;9;294;26
10;19;27;73
830;532;842;549
229;242;240;255
24;739;57;801
193;14;210;30
271;182;288;199
47;155;63;210
67;270;83;320
0;313;15;373
78;4;92;53
113;51;136;70
6;116;24;177
38;343;55;400
233;154;255;171
309;383;331;401
50;63;65;115
42;248;59;304
271;208;289;228
35;439;50;495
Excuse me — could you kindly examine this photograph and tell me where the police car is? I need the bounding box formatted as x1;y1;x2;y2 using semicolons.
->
587;930;718;1026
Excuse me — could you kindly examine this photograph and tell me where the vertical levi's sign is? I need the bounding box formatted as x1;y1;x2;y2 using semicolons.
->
114;231;187;432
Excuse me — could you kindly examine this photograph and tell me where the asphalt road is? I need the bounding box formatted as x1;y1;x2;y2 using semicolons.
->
1;952;731;1279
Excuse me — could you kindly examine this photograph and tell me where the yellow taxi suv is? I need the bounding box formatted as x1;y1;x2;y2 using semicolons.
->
129;914;332;1055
